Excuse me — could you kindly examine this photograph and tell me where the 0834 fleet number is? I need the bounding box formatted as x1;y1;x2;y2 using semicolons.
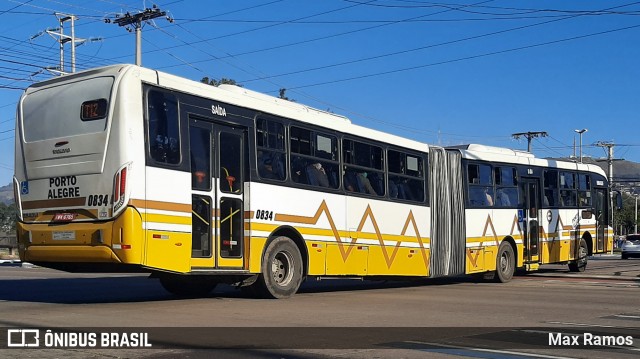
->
255;210;274;221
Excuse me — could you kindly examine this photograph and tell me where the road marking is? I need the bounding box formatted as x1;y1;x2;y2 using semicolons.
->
404;341;577;359
613;314;640;320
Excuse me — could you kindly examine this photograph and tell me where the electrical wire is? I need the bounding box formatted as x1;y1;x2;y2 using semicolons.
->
284;23;640;90
159;0;496;70
239;2;640;83
0;0;34;17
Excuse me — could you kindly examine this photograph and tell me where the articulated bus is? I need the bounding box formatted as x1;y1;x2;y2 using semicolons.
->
14;65;613;298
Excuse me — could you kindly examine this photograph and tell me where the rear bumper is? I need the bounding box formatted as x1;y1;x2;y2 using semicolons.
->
621;250;640;258
24;245;120;262
17;207;143;265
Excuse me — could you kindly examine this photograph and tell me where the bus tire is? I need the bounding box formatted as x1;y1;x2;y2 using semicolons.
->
159;274;217;297
569;239;588;272
254;236;303;299
494;241;515;283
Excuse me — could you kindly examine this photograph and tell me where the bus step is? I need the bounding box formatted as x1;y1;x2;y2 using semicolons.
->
525;263;540;271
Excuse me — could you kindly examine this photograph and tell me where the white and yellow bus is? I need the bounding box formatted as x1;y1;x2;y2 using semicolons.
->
14;65;613;298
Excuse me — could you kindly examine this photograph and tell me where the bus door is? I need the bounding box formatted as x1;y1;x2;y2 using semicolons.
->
190;116;245;270
594;188;607;252
521;178;541;267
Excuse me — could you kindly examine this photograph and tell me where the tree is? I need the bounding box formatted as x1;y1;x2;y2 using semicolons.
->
0;202;17;233
200;77;241;87
614;193;638;234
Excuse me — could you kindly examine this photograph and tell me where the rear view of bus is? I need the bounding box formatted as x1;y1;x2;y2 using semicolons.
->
14;65;144;272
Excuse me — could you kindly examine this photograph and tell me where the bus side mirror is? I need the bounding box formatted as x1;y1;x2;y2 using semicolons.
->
615;191;623;210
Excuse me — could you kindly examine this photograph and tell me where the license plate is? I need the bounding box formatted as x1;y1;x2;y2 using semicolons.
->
52;231;75;240
53;213;77;222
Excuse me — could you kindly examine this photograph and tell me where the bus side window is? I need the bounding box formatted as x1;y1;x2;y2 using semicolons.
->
494;166;517;207
256;118;286;181
468;163;493;207
559;172;577;207
543;170;559;207
578;174;592;207
148;90;180;165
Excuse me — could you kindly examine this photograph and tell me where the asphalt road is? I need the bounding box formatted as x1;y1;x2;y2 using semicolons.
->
0;255;638;359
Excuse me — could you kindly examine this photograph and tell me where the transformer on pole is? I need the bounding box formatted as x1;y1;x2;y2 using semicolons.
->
106;6;172;66
511;131;548;152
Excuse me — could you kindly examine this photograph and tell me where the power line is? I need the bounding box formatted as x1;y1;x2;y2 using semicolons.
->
285;22;640;90
535;138;571;158
343;0;640;16
159;0;496;70
239;2;637;83
511;131;548;152
0;85;24;90
0;1;289;84
0;0;34;17
7;2;639;18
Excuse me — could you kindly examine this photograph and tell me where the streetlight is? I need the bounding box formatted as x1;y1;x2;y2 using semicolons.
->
635;194;638;234
574;129;588;163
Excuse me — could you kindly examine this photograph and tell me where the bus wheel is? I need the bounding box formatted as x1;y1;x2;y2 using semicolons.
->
255;236;303;299
569;239;588;272
494;241;515;283
159;274;217;297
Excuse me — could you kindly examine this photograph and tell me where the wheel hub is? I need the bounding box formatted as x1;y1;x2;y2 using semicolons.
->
271;251;294;286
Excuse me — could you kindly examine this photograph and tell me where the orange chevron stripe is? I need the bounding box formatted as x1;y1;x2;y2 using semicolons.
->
275;200;429;269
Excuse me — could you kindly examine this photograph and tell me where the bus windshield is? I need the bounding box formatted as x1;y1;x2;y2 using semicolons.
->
21;76;114;142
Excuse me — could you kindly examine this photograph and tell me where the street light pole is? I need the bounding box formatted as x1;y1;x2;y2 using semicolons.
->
635;195;638;234
574;129;587;163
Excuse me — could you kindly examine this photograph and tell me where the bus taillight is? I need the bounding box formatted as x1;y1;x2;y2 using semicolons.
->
114;172;121;203
113;163;131;214
119;167;127;198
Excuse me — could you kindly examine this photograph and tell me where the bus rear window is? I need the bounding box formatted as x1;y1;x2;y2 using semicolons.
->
21;76;114;142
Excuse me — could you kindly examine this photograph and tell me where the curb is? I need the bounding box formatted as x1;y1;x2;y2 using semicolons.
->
527;272;640;282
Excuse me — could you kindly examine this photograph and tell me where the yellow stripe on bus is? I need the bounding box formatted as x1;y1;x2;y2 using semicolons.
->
145;213;192;225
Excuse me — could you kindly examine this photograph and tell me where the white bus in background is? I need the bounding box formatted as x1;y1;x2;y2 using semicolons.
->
13;64;614;298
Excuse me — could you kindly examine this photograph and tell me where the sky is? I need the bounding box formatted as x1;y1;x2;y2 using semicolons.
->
1;0;639;186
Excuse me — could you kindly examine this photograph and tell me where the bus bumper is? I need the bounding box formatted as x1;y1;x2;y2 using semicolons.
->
17;207;144;265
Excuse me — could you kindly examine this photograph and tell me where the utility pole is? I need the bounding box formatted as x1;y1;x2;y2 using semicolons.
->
635;195;638;234
511;131;548;152
595;141;616;185
106;5;172;66
595;141;619;249
32;13;101;75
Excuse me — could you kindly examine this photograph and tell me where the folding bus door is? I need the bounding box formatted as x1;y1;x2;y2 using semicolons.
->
521;177;541;267
189;116;246;270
